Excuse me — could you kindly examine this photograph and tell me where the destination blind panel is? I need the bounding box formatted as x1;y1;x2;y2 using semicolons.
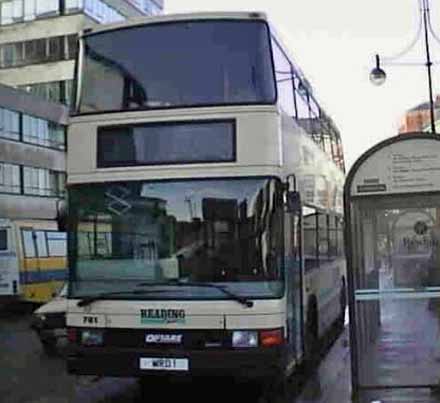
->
97;120;236;167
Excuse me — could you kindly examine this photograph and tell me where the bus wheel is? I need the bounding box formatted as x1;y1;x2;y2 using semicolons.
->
304;297;319;369
138;377;169;400
41;339;57;356
260;376;289;403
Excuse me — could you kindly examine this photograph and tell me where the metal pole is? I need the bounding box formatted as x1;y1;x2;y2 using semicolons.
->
423;0;436;134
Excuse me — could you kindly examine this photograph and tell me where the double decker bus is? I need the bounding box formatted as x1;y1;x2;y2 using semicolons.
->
64;12;346;399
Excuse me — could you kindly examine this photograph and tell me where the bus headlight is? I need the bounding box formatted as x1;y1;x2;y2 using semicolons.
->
81;329;104;346
232;331;258;348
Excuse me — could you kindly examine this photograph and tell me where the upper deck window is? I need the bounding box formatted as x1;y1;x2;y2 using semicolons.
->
78;20;276;114
97;120;235;167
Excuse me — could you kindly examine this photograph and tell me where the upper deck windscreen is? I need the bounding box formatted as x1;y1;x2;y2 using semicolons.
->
77;20;276;113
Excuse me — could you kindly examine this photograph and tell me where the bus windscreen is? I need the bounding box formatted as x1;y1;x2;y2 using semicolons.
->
68;178;284;301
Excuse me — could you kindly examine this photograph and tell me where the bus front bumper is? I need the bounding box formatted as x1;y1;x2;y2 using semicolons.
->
66;345;287;379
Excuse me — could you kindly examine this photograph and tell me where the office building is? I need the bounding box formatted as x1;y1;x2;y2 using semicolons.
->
0;0;163;105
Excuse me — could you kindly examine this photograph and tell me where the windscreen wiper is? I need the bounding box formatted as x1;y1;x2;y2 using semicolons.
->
137;279;254;308
76;289;169;307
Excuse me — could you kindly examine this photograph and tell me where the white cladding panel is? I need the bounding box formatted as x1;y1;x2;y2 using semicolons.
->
350;138;440;197
67;107;281;184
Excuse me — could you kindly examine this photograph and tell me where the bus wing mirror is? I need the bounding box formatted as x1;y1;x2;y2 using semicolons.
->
56;200;67;232
286;191;301;213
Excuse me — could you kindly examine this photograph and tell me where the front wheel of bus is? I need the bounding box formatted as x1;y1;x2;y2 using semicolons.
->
260;376;289;403
41;339;57;356
138;377;168;400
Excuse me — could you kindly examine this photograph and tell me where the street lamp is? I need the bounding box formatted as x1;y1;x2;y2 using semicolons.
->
370;0;438;134
370;55;386;86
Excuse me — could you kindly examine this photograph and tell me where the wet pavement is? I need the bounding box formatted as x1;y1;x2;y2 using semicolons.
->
296;325;351;403
356;268;440;389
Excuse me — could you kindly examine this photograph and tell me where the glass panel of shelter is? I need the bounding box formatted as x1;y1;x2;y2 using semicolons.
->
351;194;440;388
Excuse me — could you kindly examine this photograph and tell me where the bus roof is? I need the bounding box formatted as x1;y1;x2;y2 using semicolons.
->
79;11;269;38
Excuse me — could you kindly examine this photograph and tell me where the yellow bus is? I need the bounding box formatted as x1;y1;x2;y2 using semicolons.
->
0;218;67;303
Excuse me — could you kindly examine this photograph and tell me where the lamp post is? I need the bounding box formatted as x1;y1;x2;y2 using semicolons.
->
370;0;437;134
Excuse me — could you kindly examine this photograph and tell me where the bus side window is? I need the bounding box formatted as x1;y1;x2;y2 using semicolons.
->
318;213;329;263
22;230;36;258
47;231;67;257
329;215;339;259
271;37;295;118
337;218;345;257
0;229;7;251
303;207;318;270
35;231;48;258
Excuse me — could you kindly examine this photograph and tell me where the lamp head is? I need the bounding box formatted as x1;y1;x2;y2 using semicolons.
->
370;54;386;86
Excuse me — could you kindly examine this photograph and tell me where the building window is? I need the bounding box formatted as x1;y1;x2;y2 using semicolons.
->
24;38;46;64
143;0;162;15
12;0;24;21
0;35;72;69
65;0;83;12
83;0;124;23
20;80;72;105
0;162;21;194
0;163;65;197
35;0;59;17
1;1;14;25
48;121;66;149
22;113;66;149
0;108;20;141
1;0;62;24
23;166;64;197
0;106;66;148
64;79;74;105
48;36;63;61
66;34;78;59
24;0;36;20
1;43;23;68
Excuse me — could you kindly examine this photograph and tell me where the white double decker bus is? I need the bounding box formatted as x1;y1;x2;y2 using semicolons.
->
64;12;346;399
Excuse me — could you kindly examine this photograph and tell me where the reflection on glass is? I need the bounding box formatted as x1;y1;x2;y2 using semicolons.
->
69;178;284;300
97;121;234;167
79;20;276;113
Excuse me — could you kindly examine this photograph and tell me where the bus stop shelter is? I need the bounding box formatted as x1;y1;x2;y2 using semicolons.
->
344;134;440;401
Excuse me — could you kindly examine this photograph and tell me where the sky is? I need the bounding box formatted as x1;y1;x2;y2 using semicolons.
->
165;0;440;170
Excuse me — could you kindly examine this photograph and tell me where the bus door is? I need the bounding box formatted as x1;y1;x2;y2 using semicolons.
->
20;228;44;301
285;204;304;364
0;225;19;296
345;134;440;399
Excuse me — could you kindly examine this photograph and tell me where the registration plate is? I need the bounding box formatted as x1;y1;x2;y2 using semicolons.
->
140;358;189;371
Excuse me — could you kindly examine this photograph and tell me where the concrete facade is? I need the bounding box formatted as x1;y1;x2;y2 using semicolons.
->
0;83;67;220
